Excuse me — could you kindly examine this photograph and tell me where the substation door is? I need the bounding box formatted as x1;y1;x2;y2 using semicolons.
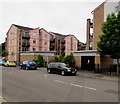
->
81;56;95;71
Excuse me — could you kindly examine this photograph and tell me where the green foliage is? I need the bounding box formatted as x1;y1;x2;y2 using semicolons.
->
97;12;120;59
62;53;75;67
54;55;59;62
58;54;63;62
97;12;120;74
1;50;8;57
33;55;44;67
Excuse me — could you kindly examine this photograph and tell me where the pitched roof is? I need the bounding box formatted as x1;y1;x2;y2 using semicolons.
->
13;24;34;30
91;2;106;13
50;32;66;37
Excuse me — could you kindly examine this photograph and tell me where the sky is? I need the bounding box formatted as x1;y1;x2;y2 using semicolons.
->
0;0;105;44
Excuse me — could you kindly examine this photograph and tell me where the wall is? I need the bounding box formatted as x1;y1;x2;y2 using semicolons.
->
104;0;120;21
20;55;54;63
29;28;40;51
93;3;104;50
6;25;18;61
74;56;81;68
39;29;51;51
64;35;78;56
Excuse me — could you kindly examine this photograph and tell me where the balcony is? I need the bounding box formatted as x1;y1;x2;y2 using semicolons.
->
61;40;65;44
61;46;65;50
50;38;55;42
22;42;30;47
50;44;55;50
22;34;30;39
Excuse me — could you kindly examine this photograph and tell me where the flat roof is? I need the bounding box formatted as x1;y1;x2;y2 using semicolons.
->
71;50;100;56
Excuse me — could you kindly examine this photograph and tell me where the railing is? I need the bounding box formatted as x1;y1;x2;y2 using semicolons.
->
22;42;30;47
22;34;30;39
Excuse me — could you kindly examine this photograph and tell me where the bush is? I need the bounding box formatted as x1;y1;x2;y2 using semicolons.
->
62;53;75;67
33;55;44;67
54;55;59;62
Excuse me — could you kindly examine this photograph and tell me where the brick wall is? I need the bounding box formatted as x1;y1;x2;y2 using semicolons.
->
93;3;104;50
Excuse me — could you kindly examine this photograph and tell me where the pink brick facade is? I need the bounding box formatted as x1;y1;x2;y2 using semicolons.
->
6;24;84;62
6;25;18;61
64;35;78;56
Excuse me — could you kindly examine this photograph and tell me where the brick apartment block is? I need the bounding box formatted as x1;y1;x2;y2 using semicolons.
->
5;24;85;62
73;0;120;71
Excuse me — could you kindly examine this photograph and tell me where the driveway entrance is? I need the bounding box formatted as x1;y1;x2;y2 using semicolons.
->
81;56;95;71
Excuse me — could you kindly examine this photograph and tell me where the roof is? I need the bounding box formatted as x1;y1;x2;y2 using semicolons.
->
91;2;106;13
13;24;34;30
50;32;66;37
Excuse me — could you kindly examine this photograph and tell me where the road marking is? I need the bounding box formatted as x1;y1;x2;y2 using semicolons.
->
54;80;69;85
44;75;47;77
54;80;96;91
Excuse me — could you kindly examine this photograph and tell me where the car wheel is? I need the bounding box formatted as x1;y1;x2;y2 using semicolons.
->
61;71;65;76
47;69;51;73
7;65;9;67
25;67;28;70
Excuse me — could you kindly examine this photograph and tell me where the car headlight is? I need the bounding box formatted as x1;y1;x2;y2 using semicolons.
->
67;69;71;72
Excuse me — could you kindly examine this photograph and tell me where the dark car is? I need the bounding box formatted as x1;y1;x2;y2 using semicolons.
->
20;61;37;70
47;62;77;76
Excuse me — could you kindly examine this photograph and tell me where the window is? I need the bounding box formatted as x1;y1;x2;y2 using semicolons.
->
33;32;36;36
45;34;47;38
44;41;47;45
33;40;36;44
115;6;119;13
33;48;36;51
44;49;47;51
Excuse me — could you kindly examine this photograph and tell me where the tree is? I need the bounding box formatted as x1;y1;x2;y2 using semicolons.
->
97;12;120;74
54;55;59;62
62;53;75;67
37;55;44;67
58;54;63;62
2;50;8;57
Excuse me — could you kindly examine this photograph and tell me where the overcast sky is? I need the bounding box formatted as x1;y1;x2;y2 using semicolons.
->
0;0;105;44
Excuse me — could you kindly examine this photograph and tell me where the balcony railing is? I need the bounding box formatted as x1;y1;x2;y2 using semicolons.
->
50;38;55;42
22;42;30;47
61;40;65;44
22;34;30;39
61;46;65;50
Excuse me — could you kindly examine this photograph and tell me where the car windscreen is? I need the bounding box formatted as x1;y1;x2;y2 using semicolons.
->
9;61;14;63
28;61;36;64
59;63;67;67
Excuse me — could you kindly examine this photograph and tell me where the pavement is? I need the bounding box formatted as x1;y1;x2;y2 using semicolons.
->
76;69;120;82
39;67;120;82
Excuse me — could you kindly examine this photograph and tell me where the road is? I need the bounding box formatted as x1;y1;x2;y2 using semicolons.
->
2;66;119;102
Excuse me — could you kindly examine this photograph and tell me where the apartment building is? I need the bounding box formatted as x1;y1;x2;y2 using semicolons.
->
6;24;52;62
72;0;120;71
6;24;85;62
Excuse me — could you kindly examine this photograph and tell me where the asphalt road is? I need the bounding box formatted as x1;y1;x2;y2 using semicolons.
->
2;66;119;102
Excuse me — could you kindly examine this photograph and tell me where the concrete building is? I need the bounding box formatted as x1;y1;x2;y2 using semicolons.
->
72;0;120;71
5;24;85;62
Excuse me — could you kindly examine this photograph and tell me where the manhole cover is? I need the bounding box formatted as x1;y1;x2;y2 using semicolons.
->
105;89;120;94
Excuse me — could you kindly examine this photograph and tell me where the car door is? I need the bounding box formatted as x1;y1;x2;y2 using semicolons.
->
54;63;61;73
22;61;27;69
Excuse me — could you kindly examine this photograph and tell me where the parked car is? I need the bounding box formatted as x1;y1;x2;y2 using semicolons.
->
4;61;16;67
0;59;5;66
47;62;77;76
20;61;37;70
